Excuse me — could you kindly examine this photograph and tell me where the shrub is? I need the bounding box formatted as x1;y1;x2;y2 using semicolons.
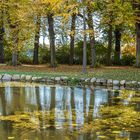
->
56;45;69;64
121;54;136;66
39;47;50;64
75;41;107;65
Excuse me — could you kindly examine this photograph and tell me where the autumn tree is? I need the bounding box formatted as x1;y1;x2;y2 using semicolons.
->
0;2;4;63
45;0;63;67
97;0;134;65
133;0;140;67
33;15;41;65
87;0;96;68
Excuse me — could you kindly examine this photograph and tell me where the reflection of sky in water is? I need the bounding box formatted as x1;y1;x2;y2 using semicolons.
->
85;88;91;117
55;87;65;128
0;84;139;140
74;88;84;125
5;86;12;103
25;86;37;105
0;85;109;125
55;87;72;129
93;89;108;117
0;85;108;121
39;86;51;110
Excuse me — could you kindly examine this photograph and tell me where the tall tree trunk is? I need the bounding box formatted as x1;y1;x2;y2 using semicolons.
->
48;14;56;68
87;4;96;68
0;9;4;63
82;8;87;74
136;23;140;67
12;52;18;66
69;14;76;65
107;24;113;66
33;16;41;64
114;26;121;65
10;24;18;66
7;2;19;67
133;0;140;67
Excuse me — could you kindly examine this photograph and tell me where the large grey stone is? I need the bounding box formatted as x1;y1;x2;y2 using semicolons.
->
55;77;61;83
55;77;61;81
2;74;12;81
12;74;20;81
96;79;101;85
26;75;32;82
85;78;90;83
100;78;107;85
90;77;96;83
107;79;113;85
20;75;26;81
126;81;132;87
113;80;120;86
32;77;38;82
138;82;140;87
120;80;126;86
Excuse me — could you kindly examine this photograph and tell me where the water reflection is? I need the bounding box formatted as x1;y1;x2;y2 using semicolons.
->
0;83;139;140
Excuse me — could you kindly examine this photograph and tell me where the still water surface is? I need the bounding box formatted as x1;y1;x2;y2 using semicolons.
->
0;82;139;140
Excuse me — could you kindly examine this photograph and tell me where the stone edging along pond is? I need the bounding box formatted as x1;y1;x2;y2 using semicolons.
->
0;73;140;88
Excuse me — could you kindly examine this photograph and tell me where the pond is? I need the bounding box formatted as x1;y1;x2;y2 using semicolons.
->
0;82;139;140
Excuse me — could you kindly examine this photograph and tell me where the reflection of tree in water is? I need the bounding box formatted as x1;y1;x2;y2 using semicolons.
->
0;85;139;140
36;86;42;110
0;87;13;139
93;89;109;117
88;86;94;122
13;87;21;112
71;87;75;129
50;86;56;127
0;87;6;115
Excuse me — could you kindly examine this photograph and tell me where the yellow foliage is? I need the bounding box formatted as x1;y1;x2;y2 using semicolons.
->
122;45;136;56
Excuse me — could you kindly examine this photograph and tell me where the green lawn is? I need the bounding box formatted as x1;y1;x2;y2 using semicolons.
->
0;65;140;81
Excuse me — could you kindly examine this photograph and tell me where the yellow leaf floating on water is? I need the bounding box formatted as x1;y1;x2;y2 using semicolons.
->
98;135;107;139
71;124;78;127
8;137;15;140
96;132;100;135
112;131;121;134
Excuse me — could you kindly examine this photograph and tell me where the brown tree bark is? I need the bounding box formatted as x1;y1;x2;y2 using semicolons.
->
48;13;56;68
136;23;140;67
107;24;113;66
82;8;87;74
0;9;4;63
87;4;96;68
69;14;76;65
7;3;18;66
10;24;18;66
33;16;41;64
133;1;140;67
114;26;121;65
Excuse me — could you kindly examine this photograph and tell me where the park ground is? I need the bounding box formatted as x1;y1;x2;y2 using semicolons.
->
0;64;140;81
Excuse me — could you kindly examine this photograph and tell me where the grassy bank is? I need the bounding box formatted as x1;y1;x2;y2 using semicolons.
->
0;64;140;81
